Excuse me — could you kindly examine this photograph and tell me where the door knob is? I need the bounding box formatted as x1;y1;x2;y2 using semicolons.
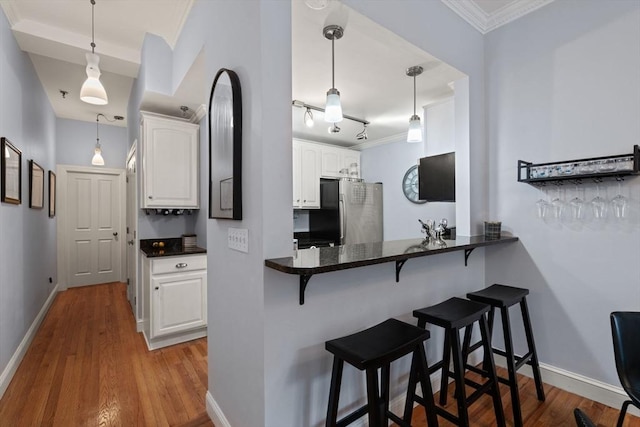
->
127;240;134;245
113;232;118;237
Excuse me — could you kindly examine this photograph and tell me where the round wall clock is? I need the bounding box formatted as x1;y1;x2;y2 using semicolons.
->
402;165;425;204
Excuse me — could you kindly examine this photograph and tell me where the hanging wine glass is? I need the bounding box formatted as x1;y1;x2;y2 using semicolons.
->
535;185;550;219
550;185;565;220
611;179;628;219
569;182;585;221
591;180;607;220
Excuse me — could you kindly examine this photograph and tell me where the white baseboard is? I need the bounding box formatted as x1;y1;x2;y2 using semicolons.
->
0;284;59;399
143;327;207;351
136;319;145;333
494;354;640;417
206;390;232;427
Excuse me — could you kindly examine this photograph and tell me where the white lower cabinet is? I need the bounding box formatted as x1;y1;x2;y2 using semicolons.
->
142;254;207;350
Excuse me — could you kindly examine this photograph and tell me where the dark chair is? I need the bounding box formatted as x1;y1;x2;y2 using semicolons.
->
573;408;596;427
610;311;640;427
325;318;439;427
405;297;505;427
462;284;545;427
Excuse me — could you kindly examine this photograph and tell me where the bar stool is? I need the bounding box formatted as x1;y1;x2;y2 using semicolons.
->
462;284;545;427
405;297;506;427
325;318;439;427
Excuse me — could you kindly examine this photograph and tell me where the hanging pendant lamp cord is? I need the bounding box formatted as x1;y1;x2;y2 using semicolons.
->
331;37;335;89
90;0;96;53
413;74;416;116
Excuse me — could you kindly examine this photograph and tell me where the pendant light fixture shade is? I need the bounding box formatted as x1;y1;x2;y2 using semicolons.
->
92;145;105;165
323;25;344;123
406;65;424;143
81;52;108;105
81;0;108;105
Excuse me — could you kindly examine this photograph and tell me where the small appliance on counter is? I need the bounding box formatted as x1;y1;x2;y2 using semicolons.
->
307;178;383;246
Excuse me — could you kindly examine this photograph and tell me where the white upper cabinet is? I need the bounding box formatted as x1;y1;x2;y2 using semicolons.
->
320;145;361;179
141;112;199;209
293;140;321;208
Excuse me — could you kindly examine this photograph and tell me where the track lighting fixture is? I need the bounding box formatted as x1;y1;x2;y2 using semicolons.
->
323;25;344;123
406;65;424;143
328;124;341;134
80;0;108;105
304;108;314;127
356;124;368;141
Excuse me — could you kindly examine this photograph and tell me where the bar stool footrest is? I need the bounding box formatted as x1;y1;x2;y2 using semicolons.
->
336;405;369;427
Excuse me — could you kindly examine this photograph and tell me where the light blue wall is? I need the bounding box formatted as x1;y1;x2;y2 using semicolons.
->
56;118;128;168
485;0;640;387
0;10;57;395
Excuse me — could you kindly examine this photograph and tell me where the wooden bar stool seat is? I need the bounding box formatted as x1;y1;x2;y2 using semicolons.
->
325;318;438;427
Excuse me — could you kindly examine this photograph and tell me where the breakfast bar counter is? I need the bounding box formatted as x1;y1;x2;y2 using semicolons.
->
265;235;518;304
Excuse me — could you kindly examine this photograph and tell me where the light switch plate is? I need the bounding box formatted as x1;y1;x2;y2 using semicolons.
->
228;228;249;253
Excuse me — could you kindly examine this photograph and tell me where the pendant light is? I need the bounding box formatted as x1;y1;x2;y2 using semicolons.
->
80;0;108;105
304;107;314;127
323;25;344;123
92;113;105;165
406;65;424;143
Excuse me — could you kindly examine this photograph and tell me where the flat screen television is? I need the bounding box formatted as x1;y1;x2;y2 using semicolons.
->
418;152;455;202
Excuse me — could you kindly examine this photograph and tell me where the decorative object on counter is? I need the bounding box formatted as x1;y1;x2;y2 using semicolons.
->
484;221;501;239
1;137;21;205
182;234;197;249
406;65;424;143
419;218;448;241
403;165;425;204
209;68;242;220
140;237;206;258
80;0;108;105
322;25;344;123
28;160;44;209
48;171;56;218
518;145;639;185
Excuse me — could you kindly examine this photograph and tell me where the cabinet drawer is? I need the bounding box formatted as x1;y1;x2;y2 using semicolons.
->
151;255;206;274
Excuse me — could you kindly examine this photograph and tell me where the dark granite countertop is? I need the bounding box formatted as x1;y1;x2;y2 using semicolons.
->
140;238;207;258
265;235;518;304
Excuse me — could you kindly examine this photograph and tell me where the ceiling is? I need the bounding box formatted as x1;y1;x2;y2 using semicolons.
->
0;0;553;136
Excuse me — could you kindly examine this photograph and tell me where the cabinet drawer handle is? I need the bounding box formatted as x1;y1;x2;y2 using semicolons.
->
148;196;153;199
176;263;188;269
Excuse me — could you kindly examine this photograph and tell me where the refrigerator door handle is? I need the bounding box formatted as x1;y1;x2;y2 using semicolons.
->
339;194;346;244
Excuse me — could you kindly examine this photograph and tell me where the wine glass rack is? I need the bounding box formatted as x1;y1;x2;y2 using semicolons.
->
518;145;639;186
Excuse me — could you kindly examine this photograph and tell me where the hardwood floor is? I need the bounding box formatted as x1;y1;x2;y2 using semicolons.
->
0;283;213;427
0;282;637;426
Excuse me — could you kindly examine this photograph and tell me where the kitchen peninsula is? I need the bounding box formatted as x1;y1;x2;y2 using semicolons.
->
265;235;518;304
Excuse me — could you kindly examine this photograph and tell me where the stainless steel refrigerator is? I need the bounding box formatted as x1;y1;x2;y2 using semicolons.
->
309;178;383;245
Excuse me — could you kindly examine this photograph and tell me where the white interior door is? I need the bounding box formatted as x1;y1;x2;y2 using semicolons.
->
67;170;122;287
126;143;138;315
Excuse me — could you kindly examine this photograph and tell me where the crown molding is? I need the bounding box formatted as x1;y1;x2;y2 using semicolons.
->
190;104;207;124
0;2;21;27
441;0;555;34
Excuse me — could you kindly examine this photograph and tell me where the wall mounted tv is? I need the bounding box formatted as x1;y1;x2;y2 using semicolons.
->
418;152;455;202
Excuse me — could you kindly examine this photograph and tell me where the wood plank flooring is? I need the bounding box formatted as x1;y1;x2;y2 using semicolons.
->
0;283;213;427
0;282;637;426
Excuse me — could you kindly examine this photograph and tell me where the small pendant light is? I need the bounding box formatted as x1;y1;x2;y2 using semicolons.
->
323;25;344;123
406;65;424;143
92;113;105;165
80;0;108;105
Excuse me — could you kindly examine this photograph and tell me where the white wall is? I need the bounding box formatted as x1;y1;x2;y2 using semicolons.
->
485;0;640;390
56;118;128;168
361;98;457;240
0;10;57;397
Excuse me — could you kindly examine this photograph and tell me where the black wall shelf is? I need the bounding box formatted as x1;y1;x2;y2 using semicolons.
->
518;145;639;186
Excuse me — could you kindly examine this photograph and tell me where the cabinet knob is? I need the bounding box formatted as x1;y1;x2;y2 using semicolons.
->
303;200;306;202
148;196;153;199
154;286;159;290
176;263;188;269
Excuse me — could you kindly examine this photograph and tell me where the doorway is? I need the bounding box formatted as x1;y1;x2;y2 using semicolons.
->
57;165;126;289
126;142;140;327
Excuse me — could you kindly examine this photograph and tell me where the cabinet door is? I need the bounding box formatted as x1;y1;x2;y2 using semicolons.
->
321;146;343;178
300;143;321;208
292;142;302;208
151;270;207;338
143;116;199;208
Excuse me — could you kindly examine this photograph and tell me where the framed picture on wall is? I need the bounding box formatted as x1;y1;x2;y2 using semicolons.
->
29;160;44;209
49;170;56;217
1;137;22;205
